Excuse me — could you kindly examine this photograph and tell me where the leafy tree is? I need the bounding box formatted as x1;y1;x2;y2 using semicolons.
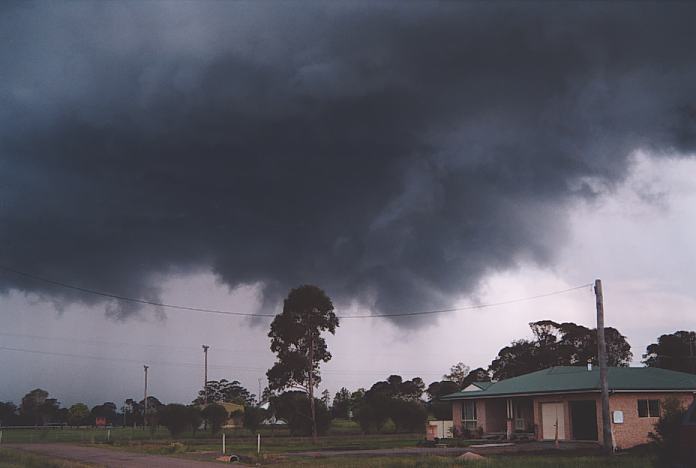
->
139;396;163;430
461;368;491;388
271;391;332;436
321;389;331;407
426;380;460;420
643;330;696;374
354;375;426;434
331;387;353;418
67;403;89;426
489;320;633;380
0;402;17;426
19;389;60;426
243;406;268;433
368;375;425;400
194;379;254;406
388;399;428;433
90;402;118;425
201;403;228;434
444;362;470;386
159;404;201;437
267;285;339;442
123;398;143;426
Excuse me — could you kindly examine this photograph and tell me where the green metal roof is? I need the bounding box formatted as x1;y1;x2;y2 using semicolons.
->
471;381;493;390
441;366;696;400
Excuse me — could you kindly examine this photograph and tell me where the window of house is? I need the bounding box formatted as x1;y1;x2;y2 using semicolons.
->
462;401;477;430
637;399;661;418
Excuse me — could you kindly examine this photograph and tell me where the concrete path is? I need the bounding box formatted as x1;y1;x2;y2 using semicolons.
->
6;444;222;467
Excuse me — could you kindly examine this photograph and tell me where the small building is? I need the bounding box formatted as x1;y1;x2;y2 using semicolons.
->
442;366;696;449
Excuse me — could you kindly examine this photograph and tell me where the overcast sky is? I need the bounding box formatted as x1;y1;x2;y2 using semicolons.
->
1;2;696;408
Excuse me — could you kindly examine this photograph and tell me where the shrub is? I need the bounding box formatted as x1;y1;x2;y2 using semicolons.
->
649;397;687;467
159;404;195;437
388;399;428;433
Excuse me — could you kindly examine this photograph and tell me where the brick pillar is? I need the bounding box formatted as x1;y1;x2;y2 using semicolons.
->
452;401;462;435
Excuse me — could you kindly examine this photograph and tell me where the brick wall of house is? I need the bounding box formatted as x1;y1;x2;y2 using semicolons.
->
476;399;488;433
452;400;462;434
609;392;694;449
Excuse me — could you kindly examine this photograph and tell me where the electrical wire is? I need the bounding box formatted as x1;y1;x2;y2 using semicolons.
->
0;264;592;319
0;345;444;376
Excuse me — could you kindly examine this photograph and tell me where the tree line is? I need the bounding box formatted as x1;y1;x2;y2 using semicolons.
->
2;283;694;438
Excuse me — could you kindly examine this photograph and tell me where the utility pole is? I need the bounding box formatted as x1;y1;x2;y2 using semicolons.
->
143;365;149;430
202;345;210;405
258;378;263;405
595;279;613;453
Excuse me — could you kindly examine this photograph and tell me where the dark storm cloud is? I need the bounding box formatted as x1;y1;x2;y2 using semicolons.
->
1;2;695;323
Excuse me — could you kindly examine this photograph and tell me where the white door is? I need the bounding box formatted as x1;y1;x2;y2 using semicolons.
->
541;402;566;440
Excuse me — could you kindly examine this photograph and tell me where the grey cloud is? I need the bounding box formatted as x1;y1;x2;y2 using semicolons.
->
1;2;695;324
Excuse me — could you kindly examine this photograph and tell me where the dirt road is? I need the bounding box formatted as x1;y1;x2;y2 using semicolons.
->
6;444;222;467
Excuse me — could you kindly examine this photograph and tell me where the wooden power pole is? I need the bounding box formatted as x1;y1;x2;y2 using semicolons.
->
143;365;149;430
202;345;210;405
595;279;613;452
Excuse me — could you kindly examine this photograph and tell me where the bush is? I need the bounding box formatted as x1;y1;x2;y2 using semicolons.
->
649;397;688;467
201;403;228;434
271;391;332;436
243;406;268;433
159;404;196;437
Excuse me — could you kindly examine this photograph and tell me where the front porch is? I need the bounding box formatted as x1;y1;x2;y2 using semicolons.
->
453;397;535;440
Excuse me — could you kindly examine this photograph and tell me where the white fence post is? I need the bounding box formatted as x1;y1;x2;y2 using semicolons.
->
257;433;260;454
222;433;225;454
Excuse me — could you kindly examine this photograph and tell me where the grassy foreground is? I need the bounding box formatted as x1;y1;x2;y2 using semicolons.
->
0;448;98;468
280;454;653;467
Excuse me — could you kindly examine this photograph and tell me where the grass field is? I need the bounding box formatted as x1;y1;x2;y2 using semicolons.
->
279;455;654;467
0;420;656;467
0;448;96;468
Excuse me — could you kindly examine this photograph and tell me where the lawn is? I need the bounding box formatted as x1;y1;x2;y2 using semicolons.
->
0;448;98;468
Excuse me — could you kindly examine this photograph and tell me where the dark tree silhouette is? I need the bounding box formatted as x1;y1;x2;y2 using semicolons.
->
19;389;60;426
201;403;228;434
193;379;254;405
267;285;338;442
643;330;696;374
489;320;632;380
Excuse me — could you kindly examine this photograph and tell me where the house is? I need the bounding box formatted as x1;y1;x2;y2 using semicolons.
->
442;366;696;449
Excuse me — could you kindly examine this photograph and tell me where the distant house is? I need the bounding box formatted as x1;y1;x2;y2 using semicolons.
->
442;366;696;449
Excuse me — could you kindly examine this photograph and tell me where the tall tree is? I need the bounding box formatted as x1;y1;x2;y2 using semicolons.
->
67;403;89;426
443;362;470;386
267;285;339;442
0;402;17;426
331;387;353;418
643;331;696;374
193;379;254;406
19;389;60;426
489;320;633;380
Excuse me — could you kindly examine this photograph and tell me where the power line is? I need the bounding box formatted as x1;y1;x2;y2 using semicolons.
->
0;345;444;376
0;264;591;319
340;284;593;318
0;265;274;318
0;331;265;354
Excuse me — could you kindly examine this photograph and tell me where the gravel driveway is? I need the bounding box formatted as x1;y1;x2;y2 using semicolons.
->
6;444;223;467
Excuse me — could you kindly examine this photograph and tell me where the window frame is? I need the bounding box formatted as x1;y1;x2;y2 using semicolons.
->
462;400;478;430
637;399;661;418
